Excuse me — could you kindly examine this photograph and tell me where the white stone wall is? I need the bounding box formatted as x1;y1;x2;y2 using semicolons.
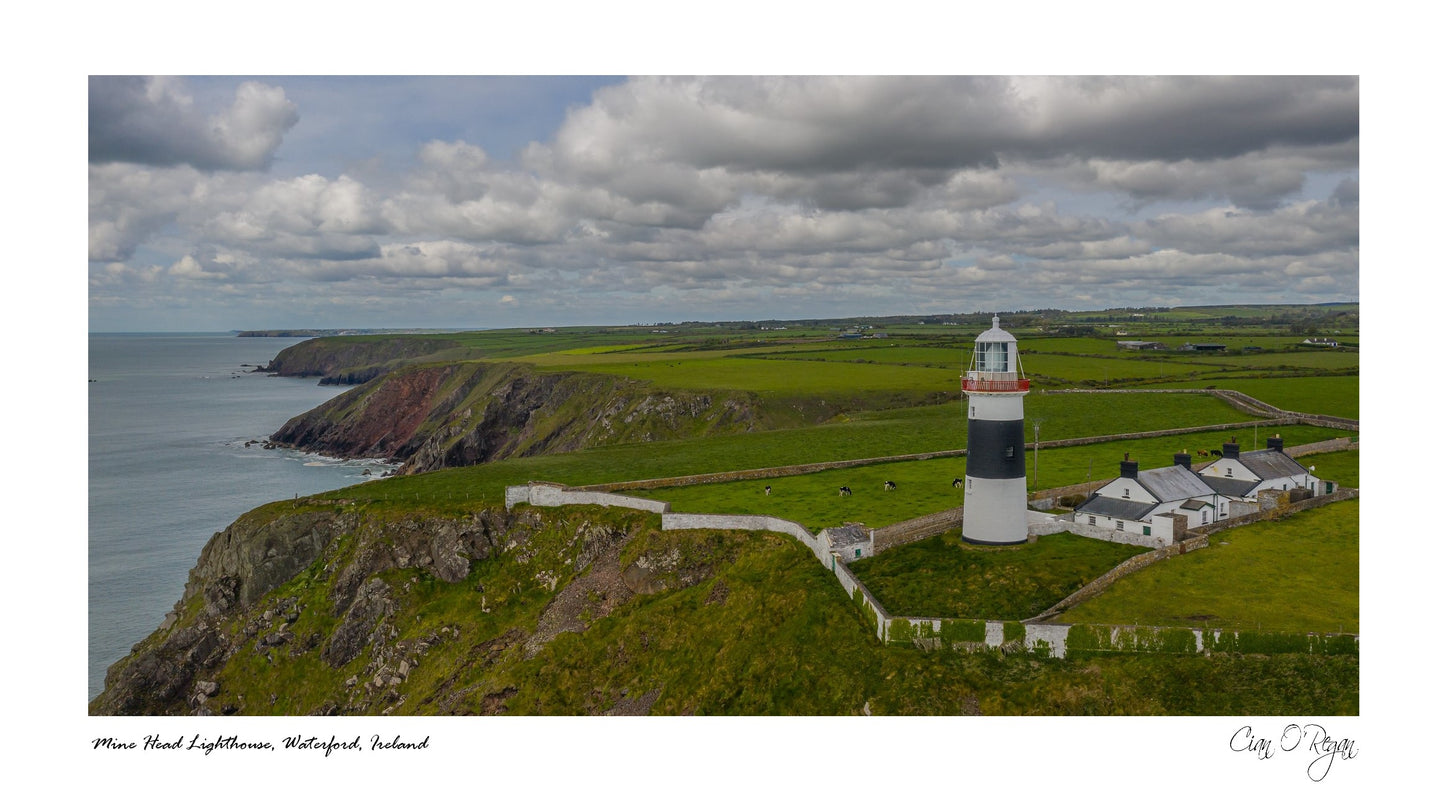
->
662;512;830;564
507;483;670;513
1063;519;1170;549
985;621;1005;648
1025;623;1071;658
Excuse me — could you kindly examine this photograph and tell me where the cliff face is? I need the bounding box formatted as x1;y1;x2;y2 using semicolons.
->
88;499;710;716
262;336;463;384
270;362;764;473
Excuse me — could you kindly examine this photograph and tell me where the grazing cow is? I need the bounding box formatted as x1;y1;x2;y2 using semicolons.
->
765;485;771;496
952;478;963;488
1210;449;1223;457
884;481;896;491
838;486;852;496
1197;450;1210;458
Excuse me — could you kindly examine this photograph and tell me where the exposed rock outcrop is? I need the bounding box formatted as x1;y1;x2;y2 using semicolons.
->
89;497;662;716
269;361;765;474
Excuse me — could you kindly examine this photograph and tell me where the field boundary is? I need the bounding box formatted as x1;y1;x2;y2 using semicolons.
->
576;417;1353;497
504;387;1359;658
1047;388;1359;431
506;480;1358;657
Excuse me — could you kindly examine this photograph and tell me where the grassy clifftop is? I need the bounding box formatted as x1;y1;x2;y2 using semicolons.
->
262;335;466;383
92;498;1357;716
269;361;781;473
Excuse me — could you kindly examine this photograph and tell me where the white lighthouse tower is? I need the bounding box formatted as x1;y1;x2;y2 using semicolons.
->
961;316;1030;544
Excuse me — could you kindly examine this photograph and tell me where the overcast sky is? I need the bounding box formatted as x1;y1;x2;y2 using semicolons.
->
88;75;1359;331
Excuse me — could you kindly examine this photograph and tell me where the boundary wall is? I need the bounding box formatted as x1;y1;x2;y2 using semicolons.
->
661;512;831;565
506;482;1357;658
1048;388;1359;432
569;401;1355;499
504;483;670;513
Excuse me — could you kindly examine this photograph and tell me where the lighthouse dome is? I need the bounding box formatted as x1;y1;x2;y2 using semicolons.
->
975;315;1017;344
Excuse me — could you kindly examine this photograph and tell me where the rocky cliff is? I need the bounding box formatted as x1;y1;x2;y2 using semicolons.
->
91;498;1362;716
89;498;728;716
262;336;464;384
269;361;765;473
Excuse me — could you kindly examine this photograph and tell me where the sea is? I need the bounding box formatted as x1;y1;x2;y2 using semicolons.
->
87;333;396;701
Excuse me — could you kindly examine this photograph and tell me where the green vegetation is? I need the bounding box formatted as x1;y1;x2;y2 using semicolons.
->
1146;375;1359;418
1057;499;1359;633
849;530;1150;620
103;304;1360;716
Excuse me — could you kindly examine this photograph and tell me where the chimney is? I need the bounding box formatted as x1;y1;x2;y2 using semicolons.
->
1222;440;1240;459
1266;434;1284;452
1174;450;1193;468
1120;452;1139;479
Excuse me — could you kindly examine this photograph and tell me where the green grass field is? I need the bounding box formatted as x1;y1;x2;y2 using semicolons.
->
1056;499;1359;633
1144;375;1359;418
850;530;1150;620
627;423;1354;532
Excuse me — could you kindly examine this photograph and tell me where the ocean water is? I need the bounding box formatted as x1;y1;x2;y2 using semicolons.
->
88;333;396;701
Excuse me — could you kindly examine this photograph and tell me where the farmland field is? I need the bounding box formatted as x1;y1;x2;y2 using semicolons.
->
1055;499;1359;633
1143;375;1359;418
849;530;1151;620
211;303;1359;718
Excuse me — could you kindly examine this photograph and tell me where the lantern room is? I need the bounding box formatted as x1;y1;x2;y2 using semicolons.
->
963;316;1029;393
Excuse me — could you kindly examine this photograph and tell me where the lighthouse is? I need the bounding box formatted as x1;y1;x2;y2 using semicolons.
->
961;316;1030;544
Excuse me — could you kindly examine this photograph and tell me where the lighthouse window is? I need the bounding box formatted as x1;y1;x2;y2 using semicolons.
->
1004;446;1015;460
970;406;975;418
979;342;1008;372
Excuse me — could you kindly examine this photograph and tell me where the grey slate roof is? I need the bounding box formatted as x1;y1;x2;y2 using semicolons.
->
1074;495;1157;521
1238;448;1307;481
824;524;870;549
1204;477;1257;497
1136;464;1216;503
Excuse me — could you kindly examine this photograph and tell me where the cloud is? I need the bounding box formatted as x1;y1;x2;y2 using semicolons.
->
89;76;298;171
88;76;1359;329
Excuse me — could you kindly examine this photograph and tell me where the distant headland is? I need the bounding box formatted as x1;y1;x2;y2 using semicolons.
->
236;328;485;337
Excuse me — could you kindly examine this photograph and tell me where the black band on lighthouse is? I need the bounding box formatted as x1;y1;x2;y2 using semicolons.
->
966;418;1026;479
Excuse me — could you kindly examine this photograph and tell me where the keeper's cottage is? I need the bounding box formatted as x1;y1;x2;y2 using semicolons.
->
1071;435;1320;544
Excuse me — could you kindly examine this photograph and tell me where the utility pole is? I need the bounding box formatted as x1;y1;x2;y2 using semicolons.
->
1033;420;1043;487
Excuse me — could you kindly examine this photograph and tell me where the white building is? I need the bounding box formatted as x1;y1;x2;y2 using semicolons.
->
1196;435;1318;498
961;317;1031;545
1071;437;1315;545
1072;452;1230;544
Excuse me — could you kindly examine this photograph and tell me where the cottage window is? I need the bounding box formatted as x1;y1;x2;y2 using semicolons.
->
1123;487;1130;499
1225;467;1233;478
1088;516;1096;526
1143;526;1152;536
855;548;862;558
1116;521;1124;530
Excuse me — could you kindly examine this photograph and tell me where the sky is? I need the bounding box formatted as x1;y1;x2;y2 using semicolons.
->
87;75;1359;331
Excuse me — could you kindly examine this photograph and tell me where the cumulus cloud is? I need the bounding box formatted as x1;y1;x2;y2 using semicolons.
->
89;76;298;171
88;76;1359;328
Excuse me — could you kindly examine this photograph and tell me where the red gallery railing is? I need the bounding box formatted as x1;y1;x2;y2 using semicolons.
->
961;377;1031;393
